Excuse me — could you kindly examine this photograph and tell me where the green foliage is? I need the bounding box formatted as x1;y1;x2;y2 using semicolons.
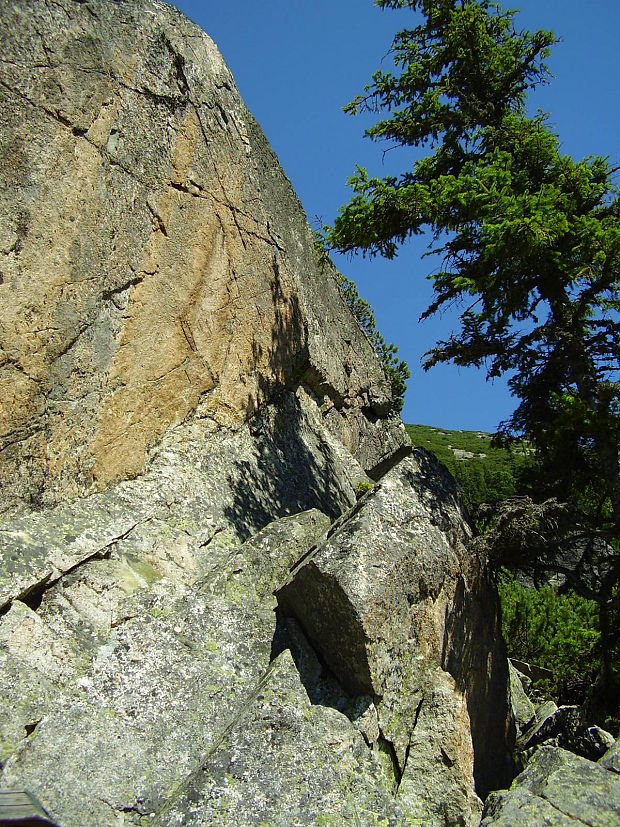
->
355;481;374;499
313;229;410;412
498;569;602;706
327;0;619;537
406;423;529;511
339;274;411;411
329;0;619;718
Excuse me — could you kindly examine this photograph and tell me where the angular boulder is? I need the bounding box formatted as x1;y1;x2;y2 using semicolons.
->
508;662;536;736
278;451;514;824
481;745;620;827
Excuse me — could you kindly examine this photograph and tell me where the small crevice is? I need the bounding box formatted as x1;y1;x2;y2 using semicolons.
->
180;318;197;353
146;202;168;237
54;321;93;361
538;793;592;827
24;719;41;737
4;521;143;616
411;695;424;732
367;444;413;482
198;525;226;549
165;38;190;97
151;663;276;824
377;727;403;792
119;804;149;817
101;275;144;302
440;747;455;767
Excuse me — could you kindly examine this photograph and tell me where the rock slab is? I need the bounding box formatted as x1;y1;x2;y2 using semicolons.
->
278;450;514;825
482;745;620;827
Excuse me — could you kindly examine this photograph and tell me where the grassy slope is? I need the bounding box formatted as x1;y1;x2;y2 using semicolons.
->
405;423;528;511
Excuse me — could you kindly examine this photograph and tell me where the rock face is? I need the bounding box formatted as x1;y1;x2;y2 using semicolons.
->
0;439;510;827
278;452;514;814
0;0;406;512
0;2;515;826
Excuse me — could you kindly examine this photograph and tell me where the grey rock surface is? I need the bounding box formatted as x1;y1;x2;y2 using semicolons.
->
278;450;514;824
1;499;331;826
154;648;410;827
508;662;536;736
481;745;620;826
600;740;620;773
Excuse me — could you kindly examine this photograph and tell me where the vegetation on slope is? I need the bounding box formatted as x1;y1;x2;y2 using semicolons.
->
407;423;617;733
405;423;529;512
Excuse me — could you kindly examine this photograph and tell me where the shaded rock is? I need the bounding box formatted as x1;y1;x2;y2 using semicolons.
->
562;725;615;762
277;450;513;822
0;0;407;512
518;701;574;751
277;451;473;701
600;740;620;773
509;658;553;685
516;701;613;763
481;745;620;826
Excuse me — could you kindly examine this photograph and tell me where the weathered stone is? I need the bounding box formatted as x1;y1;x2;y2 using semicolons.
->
277;450;513;822
0;0;407;512
277;452;473;700
397;667;482;827
154;649;410;827
481;745;620;826
0;508;330;826
508;662;536;736
600;740;620;773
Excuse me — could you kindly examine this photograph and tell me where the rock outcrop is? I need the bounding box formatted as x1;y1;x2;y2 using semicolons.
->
278;452;513;816
0;0;406;512
0;2;516;826
481;745;620;827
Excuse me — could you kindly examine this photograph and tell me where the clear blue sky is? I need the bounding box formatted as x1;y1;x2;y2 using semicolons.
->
171;0;619;431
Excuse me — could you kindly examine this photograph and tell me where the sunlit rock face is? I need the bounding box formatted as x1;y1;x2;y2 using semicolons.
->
0;3;516;827
0;0;405;511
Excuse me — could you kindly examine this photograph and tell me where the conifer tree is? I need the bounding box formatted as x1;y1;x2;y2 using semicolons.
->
327;0;619;720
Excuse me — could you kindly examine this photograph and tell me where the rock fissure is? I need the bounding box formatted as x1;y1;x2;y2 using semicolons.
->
101;275;145;304
378;727;404;791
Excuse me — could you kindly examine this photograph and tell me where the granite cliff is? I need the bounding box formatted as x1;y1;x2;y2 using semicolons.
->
0;2;522;825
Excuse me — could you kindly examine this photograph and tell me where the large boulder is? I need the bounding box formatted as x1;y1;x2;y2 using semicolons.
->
0;0;407;512
481;745;620;826
278;451;514;825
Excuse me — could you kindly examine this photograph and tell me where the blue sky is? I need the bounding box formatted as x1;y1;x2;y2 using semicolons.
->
171;0;619;430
